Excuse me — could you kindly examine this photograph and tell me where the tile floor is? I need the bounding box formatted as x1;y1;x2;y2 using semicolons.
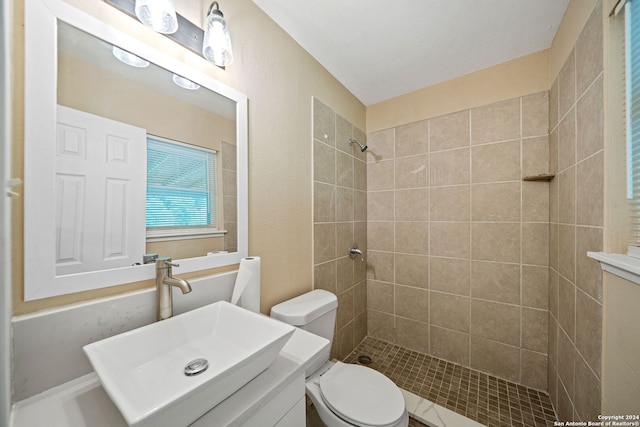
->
344;337;557;427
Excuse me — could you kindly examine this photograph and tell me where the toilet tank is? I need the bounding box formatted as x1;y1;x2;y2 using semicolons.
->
270;290;338;344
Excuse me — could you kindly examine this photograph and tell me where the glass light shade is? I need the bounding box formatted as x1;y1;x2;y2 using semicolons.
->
134;0;178;34
202;8;233;67
172;74;200;90
112;46;150;68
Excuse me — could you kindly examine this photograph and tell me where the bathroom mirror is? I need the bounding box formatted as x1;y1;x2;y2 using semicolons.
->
23;0;248;300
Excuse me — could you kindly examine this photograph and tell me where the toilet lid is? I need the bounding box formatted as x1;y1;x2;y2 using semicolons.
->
318;362;405;427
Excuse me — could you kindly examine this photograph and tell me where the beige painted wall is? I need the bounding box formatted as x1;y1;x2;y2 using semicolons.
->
602;273;640;414
12;0;365;314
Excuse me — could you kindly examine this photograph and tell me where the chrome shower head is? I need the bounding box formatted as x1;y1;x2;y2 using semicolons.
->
349;139;368;152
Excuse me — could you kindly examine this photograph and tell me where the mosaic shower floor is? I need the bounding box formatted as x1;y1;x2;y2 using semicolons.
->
344;337;557;427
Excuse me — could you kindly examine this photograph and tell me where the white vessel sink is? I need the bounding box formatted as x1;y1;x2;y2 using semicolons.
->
83;301;295;427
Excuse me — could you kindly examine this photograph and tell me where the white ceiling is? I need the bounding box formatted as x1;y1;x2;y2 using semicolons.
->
251;0;570;105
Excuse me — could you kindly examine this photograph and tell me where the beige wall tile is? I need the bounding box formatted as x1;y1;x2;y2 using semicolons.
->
522;91;550;138
471;182;521;222
470;299;521;346
314;261;336;294
522;182;549;222
336;150;354;188
522;223;550;266
395;254;429;288
558;224;576;283
471;140;520;183
521;349;548;390
471;223;520;263
222;169;237;197
430;110;470;152
575;226;603;302
367;191;394;221
366;251;394;283
367;309;395;343
396;285;429;323
558;167;576;225
430;148;470;186
395;221;428;255
558;276;576;340
368;222;395;252
549;270;559;320
337;288;354;329
334;322;354;361
431;222;470;259
576;152;603;227
549;316;558;370
574;352;601;420
314;182;335;223
314;223;336;264
575;290;602;378
522;308;548;353
430;292;470;333
557;328;576;401
354;190;367;222
470;261;520;305
522;266;548;309
336;187;354;221
577;76;604;162
313;98;335;146
314;140;335;184
395;154;429;189
471;98;520;145
367;280;393;313
336;257;354;294
354;312;367;346
558;49;576;120
550;127;559;175
430;257;470;296
523;136;550;177
430;326;470;366
470;337;520;383
366;128;395;162
557;380;574;422
558;108;576;172
430;185;470;221
395;188;429;221
354;159;367;191
396;120;428;157
550;78;559;132
575;2;603;96
550;222;559;272
336;114;354;155
354;281;367;316
396;317;429;354
367;159;394;191
336;222;354;260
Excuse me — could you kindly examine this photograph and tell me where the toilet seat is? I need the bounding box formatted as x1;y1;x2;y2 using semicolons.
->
317;362;406;427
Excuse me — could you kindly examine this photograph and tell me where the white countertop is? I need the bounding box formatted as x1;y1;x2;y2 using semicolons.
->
11;328;329;427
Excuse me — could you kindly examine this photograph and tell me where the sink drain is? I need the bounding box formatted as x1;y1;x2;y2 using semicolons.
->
357;355;372;365
184;358;209;376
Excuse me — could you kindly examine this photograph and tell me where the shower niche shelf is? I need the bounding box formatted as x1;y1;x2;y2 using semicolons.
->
522;174;555;182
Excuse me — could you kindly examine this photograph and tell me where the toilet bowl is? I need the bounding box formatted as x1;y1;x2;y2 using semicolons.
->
271;290;408;427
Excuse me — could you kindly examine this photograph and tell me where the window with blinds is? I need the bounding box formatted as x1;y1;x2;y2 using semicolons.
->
146;136;218;237
626;0;640;207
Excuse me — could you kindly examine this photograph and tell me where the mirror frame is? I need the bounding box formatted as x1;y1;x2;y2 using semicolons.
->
23;0;248;301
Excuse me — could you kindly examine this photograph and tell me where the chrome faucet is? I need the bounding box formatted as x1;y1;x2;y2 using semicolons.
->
156;257;192;321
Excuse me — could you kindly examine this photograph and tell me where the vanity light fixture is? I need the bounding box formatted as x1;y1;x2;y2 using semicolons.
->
202;2;233;67
134;0;178;34
112;46;150;68
172;74;200;90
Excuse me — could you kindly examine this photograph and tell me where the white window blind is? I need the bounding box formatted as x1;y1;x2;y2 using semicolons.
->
627;0;640;245
146;136;217;230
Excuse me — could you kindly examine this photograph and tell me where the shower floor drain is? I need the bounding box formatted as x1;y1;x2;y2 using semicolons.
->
357;355;372;365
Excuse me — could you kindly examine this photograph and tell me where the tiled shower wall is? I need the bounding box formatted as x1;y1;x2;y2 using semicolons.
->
312;98;368;360
365;92;551;390
548;2;604;421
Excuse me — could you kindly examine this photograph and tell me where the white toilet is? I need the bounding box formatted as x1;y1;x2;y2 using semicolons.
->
271;290;409;427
